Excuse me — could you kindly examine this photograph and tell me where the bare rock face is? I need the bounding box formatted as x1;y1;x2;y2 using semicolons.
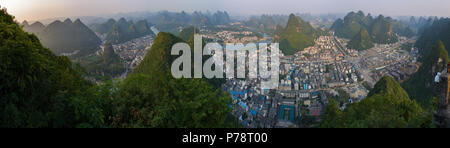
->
435;67;450;128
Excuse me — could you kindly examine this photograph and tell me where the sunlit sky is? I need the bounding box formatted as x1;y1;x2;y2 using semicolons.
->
1;0;450;21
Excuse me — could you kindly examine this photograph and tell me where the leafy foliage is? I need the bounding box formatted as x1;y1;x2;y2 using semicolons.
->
403;41;449;107
0;8;103;127
370;15;398;44
0;9;233;128
111;74;231;128
132;32;182;76
331;11;371;39
75;43;125;78
128;32;233;127
179;26;199;41
321;76;432;128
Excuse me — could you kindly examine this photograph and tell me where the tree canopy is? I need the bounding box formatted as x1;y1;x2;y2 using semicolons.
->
321;76;432;128
274;14;324;55
0;8;233;128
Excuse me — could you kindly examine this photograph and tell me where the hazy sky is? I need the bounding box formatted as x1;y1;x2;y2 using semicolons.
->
1;0;450;21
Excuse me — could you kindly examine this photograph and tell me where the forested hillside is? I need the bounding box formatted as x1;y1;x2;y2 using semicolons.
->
274;14;324;55
331;11;399;50
0;8;233;128
321;77;432;128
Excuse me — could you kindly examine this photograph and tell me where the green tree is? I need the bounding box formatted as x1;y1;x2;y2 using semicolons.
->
179;26;199;41
321;76;430;128
320;101;343;128
0;8;105;127
117;32;233;128
403;41;449;107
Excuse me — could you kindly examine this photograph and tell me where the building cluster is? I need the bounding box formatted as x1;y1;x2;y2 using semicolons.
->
372;61;419;82
224;77;331;128
359;37;419;82
101;25;420;128
202;30;263;43
224;78;279;128
224;34;374;128
221;33;423;128
111;35;154;70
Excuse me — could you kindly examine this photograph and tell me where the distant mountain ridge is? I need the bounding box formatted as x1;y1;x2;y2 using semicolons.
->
369;15;398;44
244;15;289;33
93;18;154;44
331;11;399;50
415;18;450;55
331;11;372;39
400;16;437;35
22;21;45;34
150;11;231;32
22;19;102;57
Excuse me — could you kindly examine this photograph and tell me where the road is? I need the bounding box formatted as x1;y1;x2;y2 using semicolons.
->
331;36;376;86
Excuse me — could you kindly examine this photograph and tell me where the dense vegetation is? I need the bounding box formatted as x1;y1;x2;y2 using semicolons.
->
22;18;102;57
274;14;324;55
346;28;374;51
0;8;100;127
331;11;398;50
178;26;199;42
0;9;233;128
415;18;450;55
322;12;447;128
95;18;154;44
403;41;449;108
321;76;432;128
400;18;450;108
8;6;447;128
75;43;126;79
129;32;232;127
401;16;437;35
331;11;372;39
370;15;398;44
